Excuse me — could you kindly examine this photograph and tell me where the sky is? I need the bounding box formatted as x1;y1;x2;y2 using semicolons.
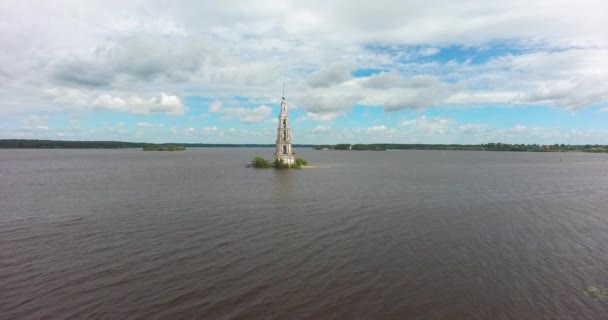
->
1;0;607;144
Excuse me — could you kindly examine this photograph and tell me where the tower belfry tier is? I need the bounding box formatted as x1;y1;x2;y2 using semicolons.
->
274;89;295;165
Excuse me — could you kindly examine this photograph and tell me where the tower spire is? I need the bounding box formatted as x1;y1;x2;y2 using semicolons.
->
282;82;285;100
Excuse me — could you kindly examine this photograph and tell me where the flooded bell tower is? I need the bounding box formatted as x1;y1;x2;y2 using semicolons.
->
274;85;295;164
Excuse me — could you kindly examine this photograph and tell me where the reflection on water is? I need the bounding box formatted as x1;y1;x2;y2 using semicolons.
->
1;148;608;319
272;169;295;197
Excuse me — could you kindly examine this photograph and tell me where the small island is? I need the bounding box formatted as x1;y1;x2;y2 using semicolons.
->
142;145;186;151
249;157;311;169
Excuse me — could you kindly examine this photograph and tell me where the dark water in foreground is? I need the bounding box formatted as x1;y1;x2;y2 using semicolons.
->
1;148;608;319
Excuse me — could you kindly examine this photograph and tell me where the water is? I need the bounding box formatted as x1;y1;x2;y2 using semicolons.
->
1;148;608;319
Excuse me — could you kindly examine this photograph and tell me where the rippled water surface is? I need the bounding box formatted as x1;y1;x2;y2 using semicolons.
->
2;148;608;319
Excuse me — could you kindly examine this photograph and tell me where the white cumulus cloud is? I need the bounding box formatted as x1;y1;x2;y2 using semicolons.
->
93;93;184;116
400;116;451;135
208;100;272;123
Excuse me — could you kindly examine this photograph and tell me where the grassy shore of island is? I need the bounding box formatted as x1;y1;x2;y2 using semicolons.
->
249;157;310;169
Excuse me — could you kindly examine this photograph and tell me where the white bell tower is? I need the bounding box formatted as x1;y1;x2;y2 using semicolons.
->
274;85;295;164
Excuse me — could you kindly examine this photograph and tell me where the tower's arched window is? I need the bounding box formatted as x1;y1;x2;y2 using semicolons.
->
283;145;287;153
283;119;286;127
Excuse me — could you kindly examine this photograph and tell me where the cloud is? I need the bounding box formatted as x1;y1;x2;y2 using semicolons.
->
400;116;451;135
303;112;343;122
447;92;519;104
202;126;219;133
418;47;440;57
136;122;163;127
452;48;608;109
4;2;607;116
23;115;49;129
209;100;223;113
265;118;279;125
52;61;113;87
93;93;185;115
50;36;210;87
299;93;362;115
208;100;272;123
312;125;331;134
520;79;605;109
2;0;608;143
338;125;398;142
507;124;528;134
459;123;488;134
362;71;405;89
43;89;185;115
383;89;448;111
306;62;356;88
357;73;453;111
365;125;396;134
364;73;444;89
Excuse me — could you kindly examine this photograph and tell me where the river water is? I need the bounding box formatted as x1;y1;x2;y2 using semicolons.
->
1;148;608;319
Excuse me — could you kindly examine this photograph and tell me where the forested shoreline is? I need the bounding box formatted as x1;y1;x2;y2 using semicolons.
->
315;143;608;153
1;139;607;153
0;139;296;149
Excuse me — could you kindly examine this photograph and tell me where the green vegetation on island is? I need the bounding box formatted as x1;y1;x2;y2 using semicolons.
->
250;157;309;169
585;285;608;302
142;145;185;151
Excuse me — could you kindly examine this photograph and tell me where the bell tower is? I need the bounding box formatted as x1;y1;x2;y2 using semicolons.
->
274;84;295;164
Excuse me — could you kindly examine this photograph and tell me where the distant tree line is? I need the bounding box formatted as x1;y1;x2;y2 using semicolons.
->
314;143;608;153
0;139;314;149
142;145;185;151
314;144;386;151
0;139;144;149
2;139;607;153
